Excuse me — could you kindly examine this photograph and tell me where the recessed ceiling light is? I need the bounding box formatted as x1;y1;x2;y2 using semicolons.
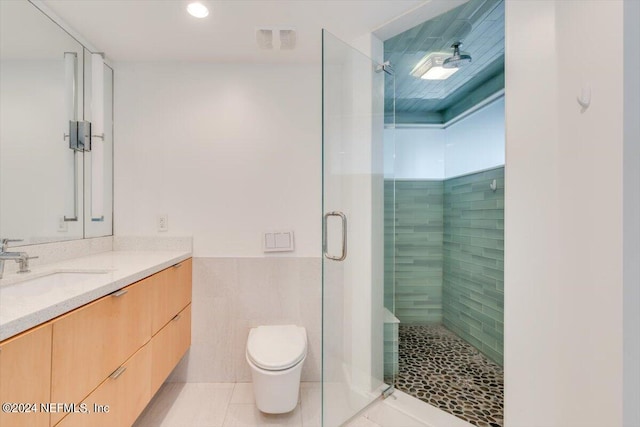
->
187;2;209;18
421;66;459;80
410;52;459;80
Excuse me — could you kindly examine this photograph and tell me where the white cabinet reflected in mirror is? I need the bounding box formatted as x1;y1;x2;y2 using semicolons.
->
0;0;113;246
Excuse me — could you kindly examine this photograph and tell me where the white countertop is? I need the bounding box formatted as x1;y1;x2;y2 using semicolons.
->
0;250;191;341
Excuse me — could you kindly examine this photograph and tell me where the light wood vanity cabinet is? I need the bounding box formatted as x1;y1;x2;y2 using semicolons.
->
56;344;152;427
0;323;52;427
50;277;153;426
151;258;192;335
0;257;192;427
151;304;192;395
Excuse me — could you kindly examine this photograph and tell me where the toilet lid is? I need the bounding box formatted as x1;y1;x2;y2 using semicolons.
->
247;325;307;371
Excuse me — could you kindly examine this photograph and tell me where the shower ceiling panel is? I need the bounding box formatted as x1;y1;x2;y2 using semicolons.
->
384;0;505;124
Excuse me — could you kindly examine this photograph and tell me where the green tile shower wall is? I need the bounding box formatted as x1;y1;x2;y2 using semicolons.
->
384;167;504;366
443;167;504;365
386;180;444;324
384;180;395;312
384;321;399;381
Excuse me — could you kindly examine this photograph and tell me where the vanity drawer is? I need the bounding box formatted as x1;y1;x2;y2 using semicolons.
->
0;323;52;427
55;343;151;427
151;258;192;335
150;304;191;395
50;277;152;425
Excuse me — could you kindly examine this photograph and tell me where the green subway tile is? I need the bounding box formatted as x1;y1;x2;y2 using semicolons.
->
459;311;483;329
481;345;504;365
451;200;473;209
461;209;492;220
468;219;500;229
483;229;504;239
470;236;501;249
482;305;504;322
482;248;504;260
460;331;484;350
451;183;473;194
459;294;483;311
469;199;499;210
482;266;503;280
470;255;498;268
461;245;484;256
482;323;504;341
386;171;504;362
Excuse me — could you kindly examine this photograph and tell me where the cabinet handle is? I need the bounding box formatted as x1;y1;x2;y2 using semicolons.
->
109;366;126;380
111;289;128;297
172;263;183;269
172;313;181;322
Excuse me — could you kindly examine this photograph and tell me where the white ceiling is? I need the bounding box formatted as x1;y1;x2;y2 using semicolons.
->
1;0;84;59
41;0;426;63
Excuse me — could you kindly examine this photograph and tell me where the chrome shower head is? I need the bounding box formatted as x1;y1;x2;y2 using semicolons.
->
443;41;472;69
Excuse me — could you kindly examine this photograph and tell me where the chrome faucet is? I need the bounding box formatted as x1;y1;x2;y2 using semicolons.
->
0;239;37;279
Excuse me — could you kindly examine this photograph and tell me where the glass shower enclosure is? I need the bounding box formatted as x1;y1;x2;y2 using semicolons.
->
321;30;395;426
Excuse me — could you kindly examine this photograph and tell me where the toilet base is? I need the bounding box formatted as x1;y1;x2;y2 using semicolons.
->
247;354;305;414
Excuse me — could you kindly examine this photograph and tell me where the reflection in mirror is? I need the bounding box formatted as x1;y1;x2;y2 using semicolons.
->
1;1;113;245
84;49;113;239
0;0;84;245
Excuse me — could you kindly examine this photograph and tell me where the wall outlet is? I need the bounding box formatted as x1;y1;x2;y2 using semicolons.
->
157;214;168;232
58;217;68;232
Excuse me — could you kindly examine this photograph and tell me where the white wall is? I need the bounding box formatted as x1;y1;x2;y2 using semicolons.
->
505;2;625;426
115;62;323;383
114;62;321;258
385;97;505;181
385;128;445;180
445;97;505;178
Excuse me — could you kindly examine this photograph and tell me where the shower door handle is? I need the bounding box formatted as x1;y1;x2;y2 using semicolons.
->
323;211;347;261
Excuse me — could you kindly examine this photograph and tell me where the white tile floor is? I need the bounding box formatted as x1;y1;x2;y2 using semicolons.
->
133;382;429;427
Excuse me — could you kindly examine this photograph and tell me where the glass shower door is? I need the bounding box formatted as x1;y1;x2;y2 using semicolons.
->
322;29;393;426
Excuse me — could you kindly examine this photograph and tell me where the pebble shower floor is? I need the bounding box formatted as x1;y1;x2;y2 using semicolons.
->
396;324;504;427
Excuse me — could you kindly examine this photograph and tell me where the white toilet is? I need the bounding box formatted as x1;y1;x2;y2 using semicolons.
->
246;325;307;414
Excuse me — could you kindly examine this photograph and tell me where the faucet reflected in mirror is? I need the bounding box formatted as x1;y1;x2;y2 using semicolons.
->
0;239;38;278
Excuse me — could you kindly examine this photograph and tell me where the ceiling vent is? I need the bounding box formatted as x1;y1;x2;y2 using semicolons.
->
256;28;296;50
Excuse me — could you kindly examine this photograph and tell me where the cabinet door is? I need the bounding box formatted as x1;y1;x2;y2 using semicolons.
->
55;343;151;427
51;278;152;425
150;304;191;396
0;323;52;427
168;258;192;322
151;258;192;335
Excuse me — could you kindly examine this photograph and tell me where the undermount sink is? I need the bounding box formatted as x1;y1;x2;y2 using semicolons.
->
1;271;110;297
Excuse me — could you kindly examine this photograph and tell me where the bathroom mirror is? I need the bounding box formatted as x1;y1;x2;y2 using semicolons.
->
0;0;113;245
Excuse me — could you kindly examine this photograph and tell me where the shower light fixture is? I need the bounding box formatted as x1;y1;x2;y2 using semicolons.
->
410;52;460;80
187;2;209;18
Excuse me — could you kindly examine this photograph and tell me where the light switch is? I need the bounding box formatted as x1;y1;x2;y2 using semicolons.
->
275;232;290;249
265;233;276;250
263;231;294;252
